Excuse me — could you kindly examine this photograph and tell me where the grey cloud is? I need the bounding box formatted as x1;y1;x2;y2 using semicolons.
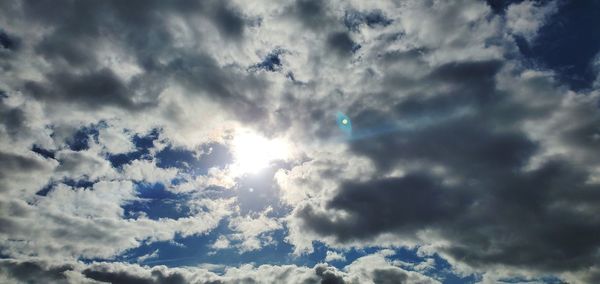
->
0;259;438;284
0;260;73;284
295;55;600;278
210;1;246;40
371;268;409;284
426;60;503;99
314;264;345;284
0;29;20;51
19;0;243;65
274;5;600;277
327;32;357;57
1;107;26;140
83;268;157;284
292;0;334;31
9;0;252;114
24;69;146;110
0;151;55;194
351;117;537;173
299;157;600;274
297;173;470;242
344;10;392;32
167;54;270;123
35;36;97;68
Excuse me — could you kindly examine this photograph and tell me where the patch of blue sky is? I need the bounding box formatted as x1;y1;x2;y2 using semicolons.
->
31;144;55;159
515;1;600;91
107;128;159;168
250;49;285;72
108;223;476;283
35;178;96;196
64;122;103;151
235;166;289;215
308;242;479;283
155;143;232;177
123;182;193;220
111;222;299;268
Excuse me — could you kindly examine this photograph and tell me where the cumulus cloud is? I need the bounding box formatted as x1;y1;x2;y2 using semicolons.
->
506;0;558;41
0;255;440;284
325;251;346;263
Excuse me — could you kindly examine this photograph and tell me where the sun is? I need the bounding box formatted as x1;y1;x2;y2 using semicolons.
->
230;130;289;175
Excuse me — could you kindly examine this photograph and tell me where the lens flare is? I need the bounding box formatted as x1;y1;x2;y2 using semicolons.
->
336;111;352;136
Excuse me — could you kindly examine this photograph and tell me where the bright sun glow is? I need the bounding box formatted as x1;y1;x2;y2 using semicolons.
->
231;130;289;175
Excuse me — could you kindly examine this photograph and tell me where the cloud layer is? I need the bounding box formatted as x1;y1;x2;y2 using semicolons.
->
1;0;599;283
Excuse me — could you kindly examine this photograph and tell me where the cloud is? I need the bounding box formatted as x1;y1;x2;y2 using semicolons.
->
122;159;178;185
506;0;558;42
138;250;160;264
1;0;599;282
0;150;58;196
325;251;346;262
97;126;136;155
0;260;74;284
0;256;440;284
225;209;282;252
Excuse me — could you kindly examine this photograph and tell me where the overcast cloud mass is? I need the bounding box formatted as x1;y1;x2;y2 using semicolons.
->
1;0;600;283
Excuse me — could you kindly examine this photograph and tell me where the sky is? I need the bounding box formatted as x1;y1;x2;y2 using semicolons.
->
0;0;600;283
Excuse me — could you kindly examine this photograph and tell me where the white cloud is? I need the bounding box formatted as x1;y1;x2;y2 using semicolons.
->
97;125;135;154
137;249;160;263
212;208;283;253
506;0;558;42
54;149;116;181
325;250;346;262
121;159;178;185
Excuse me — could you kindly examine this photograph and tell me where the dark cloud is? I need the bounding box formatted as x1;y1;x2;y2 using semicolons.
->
292;0;334;31
0;260;73;284
83;268;154;284
2;260;430;284
300;157;600;274
426;60;503;95
1;105;26;140
0;152;50;182
0;29;19;51
352;117;537;173
278;19;600;276
327;32;359;56
35;35;97;68
210;1;245;40
12;0;252;115
24;69;150;110
297;173;469;241
295;55;600;276
371;268;410;284
315;264;346;284
168;54;270;122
